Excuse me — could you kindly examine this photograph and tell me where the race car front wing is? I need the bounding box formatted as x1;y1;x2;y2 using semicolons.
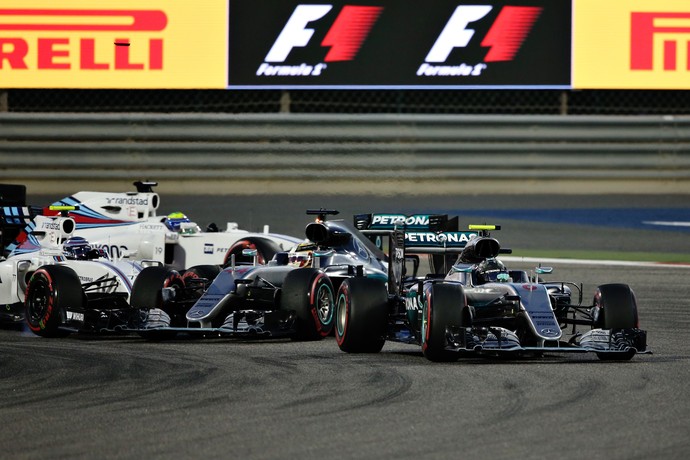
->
445;326;650;357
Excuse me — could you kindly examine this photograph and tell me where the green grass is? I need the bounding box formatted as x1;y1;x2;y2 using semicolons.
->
509;249;690;264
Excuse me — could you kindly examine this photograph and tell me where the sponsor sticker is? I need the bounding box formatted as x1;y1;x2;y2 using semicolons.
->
66;311;85;322
574;0;690;89
369;214;431;229
0;0;227;88
405;231;476;247
228;0;571;88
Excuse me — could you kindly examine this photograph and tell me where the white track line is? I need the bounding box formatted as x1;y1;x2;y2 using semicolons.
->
643;221;690;228
501;256;690;268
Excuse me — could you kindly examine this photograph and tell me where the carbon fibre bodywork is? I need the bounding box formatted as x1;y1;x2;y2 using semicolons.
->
336;214;650;361
0;201;154;332
135;211;391;339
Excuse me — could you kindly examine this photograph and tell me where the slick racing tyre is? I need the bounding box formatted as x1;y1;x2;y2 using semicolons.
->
422;283;464;362
335;277;388;353
223;237;283;266
25;265;83;338
593;283;639;361
130;266;184;340
594;283;639;330
282;268;335;341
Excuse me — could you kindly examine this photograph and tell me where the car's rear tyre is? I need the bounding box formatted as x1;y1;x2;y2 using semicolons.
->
422;283;464;362
223;237;283;266
335;277;388;353
282;268;335;341
130;266;184;340
593;283;638;361
25;265;82;338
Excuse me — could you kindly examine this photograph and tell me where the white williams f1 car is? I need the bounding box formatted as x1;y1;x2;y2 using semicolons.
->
45;181;301;269
0;200;150;333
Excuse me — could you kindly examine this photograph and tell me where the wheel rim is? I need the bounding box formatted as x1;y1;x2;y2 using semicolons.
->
421;299;430;349
421;286;433;350
315;284;333;324
27;276;51;327
336;292;347;336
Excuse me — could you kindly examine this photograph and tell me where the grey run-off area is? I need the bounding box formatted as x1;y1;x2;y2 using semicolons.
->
1;191;689;459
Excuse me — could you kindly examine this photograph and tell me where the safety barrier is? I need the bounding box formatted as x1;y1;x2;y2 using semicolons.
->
1;113;689;193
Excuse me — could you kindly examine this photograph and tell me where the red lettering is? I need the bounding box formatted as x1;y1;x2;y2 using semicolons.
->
149;38;163;70
0;9;167;32
0;9;168;72
631;12;690;71
0;36;164;70
37;38;70;69
80;38;108;69
0;37;27;68
114;38;143;69
664;40;677;70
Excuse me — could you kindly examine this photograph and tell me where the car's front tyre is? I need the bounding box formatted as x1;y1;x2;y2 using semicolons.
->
282;268;335;341
422;283;464;362
25;265;82;338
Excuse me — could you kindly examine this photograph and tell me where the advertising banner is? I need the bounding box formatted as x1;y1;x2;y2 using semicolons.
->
228;0;571;89
574;0;690;89
0;1;227;88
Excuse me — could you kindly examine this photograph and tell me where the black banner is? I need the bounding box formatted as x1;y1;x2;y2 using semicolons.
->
228;0;571;88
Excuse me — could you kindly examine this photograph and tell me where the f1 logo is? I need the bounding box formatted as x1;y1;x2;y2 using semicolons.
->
425;5;542;63
631;12;690;71
265;4;382;63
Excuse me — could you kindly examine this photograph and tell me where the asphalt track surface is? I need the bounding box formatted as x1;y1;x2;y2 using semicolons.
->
2;194;690;460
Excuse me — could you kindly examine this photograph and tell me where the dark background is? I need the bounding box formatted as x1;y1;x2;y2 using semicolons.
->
228;0;571;87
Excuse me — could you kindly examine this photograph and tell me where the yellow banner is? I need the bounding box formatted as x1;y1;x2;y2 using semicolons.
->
0;1;227;88
575;0;690;89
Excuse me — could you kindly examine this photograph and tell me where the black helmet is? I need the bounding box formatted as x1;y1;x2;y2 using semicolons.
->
63;236;92;260
63;236;107;260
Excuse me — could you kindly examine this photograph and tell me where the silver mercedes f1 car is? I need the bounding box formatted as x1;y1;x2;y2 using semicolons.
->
332;213;650;361
130;210;391;341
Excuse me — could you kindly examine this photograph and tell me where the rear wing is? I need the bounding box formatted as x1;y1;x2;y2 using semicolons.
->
0;184;27;207
1;205;42;256
355;213;472;277
355;214;512;274
1;184;29;255
354;213;457;232
355;212;476;252
1;205;76;257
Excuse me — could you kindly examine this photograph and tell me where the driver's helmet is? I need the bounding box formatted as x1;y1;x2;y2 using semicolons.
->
476;258;509;284
63;236;93;260
288;242;316;268
164;212;190;232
